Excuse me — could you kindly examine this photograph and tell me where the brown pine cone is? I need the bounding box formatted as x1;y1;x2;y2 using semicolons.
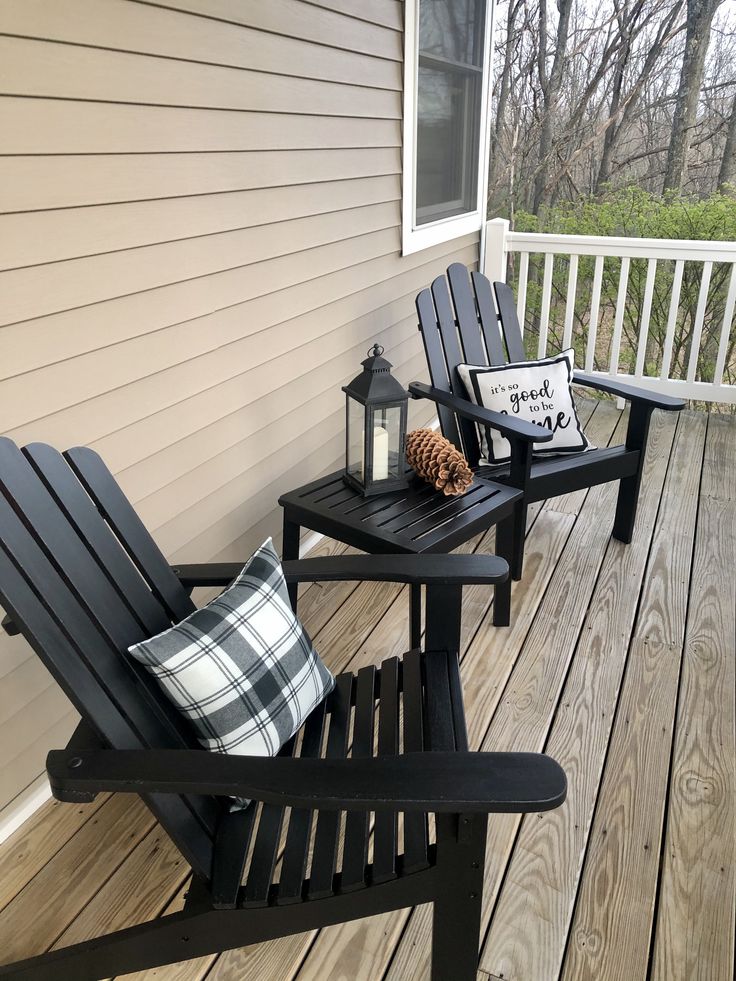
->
405;429;473;496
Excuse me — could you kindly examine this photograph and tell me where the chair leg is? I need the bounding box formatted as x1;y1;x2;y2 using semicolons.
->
430;814;487;981
282;513;301;612
612;402;653;545
612;472;641;544
496;502;526;584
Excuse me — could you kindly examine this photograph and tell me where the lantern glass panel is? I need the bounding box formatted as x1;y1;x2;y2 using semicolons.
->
373;403;404;480
346;394;365;483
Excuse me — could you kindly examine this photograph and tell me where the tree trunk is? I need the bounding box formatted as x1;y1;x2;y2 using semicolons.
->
662;0;723;193
533;0;574;212
488;0;520;195
717;91;736;193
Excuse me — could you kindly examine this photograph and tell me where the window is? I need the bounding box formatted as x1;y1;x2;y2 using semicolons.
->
402;0;493;255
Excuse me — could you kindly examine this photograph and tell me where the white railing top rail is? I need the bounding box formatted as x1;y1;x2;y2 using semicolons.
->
483;217;736;405
505;229;736;262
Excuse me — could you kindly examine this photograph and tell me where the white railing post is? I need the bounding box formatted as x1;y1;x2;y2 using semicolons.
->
483;217;510;282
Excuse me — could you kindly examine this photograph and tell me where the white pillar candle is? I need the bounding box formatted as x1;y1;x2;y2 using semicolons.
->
372;426;389;480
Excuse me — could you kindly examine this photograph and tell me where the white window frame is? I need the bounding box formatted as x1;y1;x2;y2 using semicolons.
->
401;0;495;256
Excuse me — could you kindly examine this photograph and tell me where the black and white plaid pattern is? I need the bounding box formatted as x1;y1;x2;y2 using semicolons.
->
128;538;334;759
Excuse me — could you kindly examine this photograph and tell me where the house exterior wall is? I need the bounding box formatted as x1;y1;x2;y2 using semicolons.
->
0;0;480;823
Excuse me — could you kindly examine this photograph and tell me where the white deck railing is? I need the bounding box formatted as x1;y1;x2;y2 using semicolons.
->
483;217;736;404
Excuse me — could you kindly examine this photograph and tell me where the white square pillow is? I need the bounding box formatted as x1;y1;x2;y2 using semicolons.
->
457;349;592;466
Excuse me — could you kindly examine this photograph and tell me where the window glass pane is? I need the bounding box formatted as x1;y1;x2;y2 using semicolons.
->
414;0;485;227
419;0;482;66
416;67;479;221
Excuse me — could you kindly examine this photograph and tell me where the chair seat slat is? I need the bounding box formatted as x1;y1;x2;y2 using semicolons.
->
277;699;328;903
241;735;297;907
372;657;400;882
341;665;377;891
307;673;354;899
401;650;429;873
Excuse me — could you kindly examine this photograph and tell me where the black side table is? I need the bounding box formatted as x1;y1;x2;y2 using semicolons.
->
279;470;522;646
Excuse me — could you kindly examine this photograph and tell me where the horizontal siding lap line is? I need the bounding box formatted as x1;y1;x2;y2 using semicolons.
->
0;35;403;109
0;211;402;331
0;145;401;157
0;99;401;154
133;0;403;63
300;0;402;32
0;239;476;421
0;31;402;93
0;148;403;214
0;185;402;273
0;93;401;122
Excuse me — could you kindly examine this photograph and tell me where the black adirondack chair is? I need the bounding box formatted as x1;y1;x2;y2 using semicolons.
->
411;263;685;580
0;437;566;981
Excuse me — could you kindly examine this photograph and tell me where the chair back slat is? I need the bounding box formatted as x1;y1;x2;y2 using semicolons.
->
415;287;463;449
493;280;526;362
0;439;146;652
447;263;487;365
0;439;226;881
471;271;507;364
429;277;481;463
23;443;171;639
65;446;195;623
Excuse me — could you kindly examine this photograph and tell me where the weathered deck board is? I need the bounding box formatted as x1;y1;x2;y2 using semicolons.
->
0;404;733;981
650;414;736;981
480;407;683;980
560;410;705;981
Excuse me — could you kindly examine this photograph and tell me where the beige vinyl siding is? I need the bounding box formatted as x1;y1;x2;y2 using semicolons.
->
0;0;481;817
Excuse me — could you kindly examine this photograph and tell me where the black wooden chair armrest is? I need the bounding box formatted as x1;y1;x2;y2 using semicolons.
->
409;382;553;443
572;372;685;410
173;553;509;589
47;748;566;814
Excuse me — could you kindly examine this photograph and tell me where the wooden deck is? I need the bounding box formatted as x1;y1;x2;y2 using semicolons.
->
0;400;733;981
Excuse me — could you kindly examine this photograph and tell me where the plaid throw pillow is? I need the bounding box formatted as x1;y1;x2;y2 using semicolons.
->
128;539;334;761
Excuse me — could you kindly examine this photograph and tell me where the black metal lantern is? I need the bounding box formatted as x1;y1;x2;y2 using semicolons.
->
342;344;410;496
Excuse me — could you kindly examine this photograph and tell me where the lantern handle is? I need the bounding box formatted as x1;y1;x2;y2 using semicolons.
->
368;344;385;357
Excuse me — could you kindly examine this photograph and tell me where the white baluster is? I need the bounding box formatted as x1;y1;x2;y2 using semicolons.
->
660;259;685;381
517;251;529;337
538;252;554;358
634;259;657;379
686;261;713;384
585;255;604;372
713;262;736;387
562;254;578;351
609;256;630;377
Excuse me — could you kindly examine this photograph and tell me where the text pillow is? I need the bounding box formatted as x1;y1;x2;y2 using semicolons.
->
457;349;592;465
128;538;334;761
